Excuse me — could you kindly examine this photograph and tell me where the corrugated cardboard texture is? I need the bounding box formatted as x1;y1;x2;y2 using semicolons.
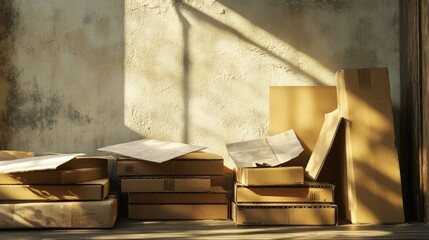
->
336;68;404;224
0;167;107;184
0;195;117;228
236;166;304;186
235;182;334;203
269;86;337;167
0;178;109;201
128;186;227;204
128;204;228;220
232;202;337;226
121;177;211;192
117;152;223;176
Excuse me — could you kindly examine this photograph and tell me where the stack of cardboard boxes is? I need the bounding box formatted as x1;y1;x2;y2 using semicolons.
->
232;166;338;225
117;151;229;220
0;151;117;228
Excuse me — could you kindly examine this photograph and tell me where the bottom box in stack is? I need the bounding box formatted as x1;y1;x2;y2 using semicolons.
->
128;186;229;220
232;181;338;226
0;154;118;228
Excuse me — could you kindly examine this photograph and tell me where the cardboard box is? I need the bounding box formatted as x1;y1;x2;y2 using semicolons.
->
0;195;117;228
235;166;304;186
0;178;109;201
128;186;227;204
232;202;337;226
0;167;107;185
128;203;228;220
117;152;223;176
235;182;334;203
336;68;404;223
121;176;210;192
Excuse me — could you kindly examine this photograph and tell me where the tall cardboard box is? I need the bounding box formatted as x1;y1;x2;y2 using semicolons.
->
336;68;404;223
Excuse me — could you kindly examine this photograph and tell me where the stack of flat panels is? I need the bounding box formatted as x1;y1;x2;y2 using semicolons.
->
117;151;229;220
0;151;117;228
232;166;337;226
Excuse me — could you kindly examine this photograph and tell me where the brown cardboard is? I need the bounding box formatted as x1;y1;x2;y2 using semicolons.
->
0;150;35;160
235;182;334;203
0;195;117;228
128;186;227;204
121;176;210;192
117;151;223;176
0;178;109;201
128;203;228;220
336;68;404;223
269;86;337;167
0;167;107;184
232;202;337;226
236;166;304;186
58;156;109;170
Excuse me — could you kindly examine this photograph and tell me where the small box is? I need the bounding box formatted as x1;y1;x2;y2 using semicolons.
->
121;176;211;192
128;186;227;204
235;166;304;186
235;182;334;203
116;152;224;176
0;195;117;228
232;202;337;226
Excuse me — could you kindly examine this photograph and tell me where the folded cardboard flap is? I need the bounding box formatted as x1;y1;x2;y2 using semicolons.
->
235;182;334;203
121;176;211;193
232;202;338;226
0;195;117;228
236;166;304;186
0;151;35;160
0;178;109;201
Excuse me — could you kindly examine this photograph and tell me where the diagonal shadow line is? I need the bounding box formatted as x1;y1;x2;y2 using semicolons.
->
177;1;325;85
174;0;190;143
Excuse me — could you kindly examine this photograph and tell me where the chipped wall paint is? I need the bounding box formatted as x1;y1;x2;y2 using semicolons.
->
0;1;399;171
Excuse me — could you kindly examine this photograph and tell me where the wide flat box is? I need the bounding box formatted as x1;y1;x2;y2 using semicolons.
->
235;166;304;186
336;68;404;224
128;186;227;204
117;152;223;176
0;167;107;185
0;178;109;201
232;202;337;226
121;176;210;192
128;203;228;220
0;195;117;228
235;182;334;203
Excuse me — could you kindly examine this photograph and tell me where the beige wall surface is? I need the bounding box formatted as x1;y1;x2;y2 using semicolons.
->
0;0;399;171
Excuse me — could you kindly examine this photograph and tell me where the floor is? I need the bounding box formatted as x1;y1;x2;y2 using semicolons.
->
2;219;429;239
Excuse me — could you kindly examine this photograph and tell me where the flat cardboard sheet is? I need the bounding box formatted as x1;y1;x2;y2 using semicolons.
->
98;139;206;163
0;178;109;201
232;202;337;226
117;151;223;176
226;130;304;168
305;109;343;180
121;177;210;192
236;166;304;186
0;154;83;174
128;204;228;220
235;182;334;203
128;186;227;204
0;195;117;228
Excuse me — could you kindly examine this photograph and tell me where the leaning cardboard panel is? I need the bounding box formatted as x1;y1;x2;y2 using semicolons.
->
235;182;334;203
0;195;117;228
232;202;337;226
128;203;228;220
129;186;227;204
117;152;223;176
121;176;210;192
336;68;404;223
0;178;109;201
235;166;304;186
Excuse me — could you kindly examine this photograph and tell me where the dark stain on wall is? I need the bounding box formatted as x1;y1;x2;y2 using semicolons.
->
280;0;351;11
66;103;92;126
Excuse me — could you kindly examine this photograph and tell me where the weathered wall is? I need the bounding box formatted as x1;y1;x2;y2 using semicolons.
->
0;0;399;169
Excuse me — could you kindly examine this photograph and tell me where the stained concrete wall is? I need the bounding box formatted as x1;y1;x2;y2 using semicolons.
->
0;1;399;172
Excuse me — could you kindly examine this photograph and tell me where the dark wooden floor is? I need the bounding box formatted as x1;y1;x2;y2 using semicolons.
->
1;219;429;239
